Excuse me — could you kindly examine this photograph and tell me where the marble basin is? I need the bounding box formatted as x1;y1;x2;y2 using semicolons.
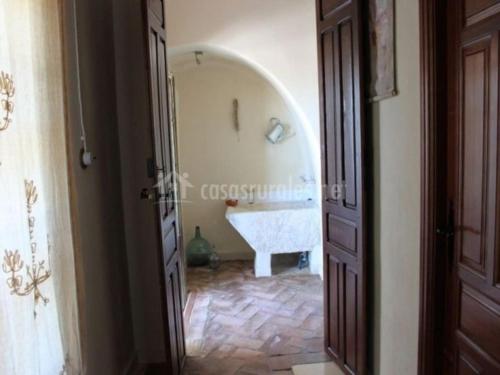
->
225;201;321;277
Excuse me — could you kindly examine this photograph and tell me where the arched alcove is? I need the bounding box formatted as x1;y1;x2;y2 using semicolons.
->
169;45;321;188
169;48;321;260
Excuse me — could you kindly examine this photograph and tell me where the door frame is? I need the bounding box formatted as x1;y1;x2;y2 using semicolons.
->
418;0;449;373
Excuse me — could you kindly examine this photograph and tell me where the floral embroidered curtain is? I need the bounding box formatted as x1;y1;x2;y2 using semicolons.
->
0;1;82;374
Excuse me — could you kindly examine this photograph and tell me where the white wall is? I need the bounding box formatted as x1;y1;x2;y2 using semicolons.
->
166;0;320;175
372;0;421;374
63;0;137;372
172;56;315;258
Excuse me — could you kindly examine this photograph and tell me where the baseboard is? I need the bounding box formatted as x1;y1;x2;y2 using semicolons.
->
183;291;196;336
122;352;139;375
144;362;168;375
126;361;168;375
218;251;254;261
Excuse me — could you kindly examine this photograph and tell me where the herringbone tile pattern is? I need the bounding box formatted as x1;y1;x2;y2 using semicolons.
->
183;261;327;375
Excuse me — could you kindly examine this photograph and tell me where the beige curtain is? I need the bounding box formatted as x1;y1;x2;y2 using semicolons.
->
0;1;82;374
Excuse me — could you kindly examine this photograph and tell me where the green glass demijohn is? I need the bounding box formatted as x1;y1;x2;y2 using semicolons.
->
186;226;213;267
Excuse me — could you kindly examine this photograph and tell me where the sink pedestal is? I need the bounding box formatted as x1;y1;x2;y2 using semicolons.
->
255;253;272;277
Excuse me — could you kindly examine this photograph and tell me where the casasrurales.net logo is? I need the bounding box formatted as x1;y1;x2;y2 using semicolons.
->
152;172;346;204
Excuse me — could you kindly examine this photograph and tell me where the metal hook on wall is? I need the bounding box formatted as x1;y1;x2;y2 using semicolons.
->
194;51;203;65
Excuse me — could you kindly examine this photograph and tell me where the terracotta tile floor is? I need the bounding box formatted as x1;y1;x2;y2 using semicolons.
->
183;261;327;375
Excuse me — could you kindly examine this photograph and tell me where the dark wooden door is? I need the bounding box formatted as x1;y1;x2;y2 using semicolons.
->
444;1;500;373
143;0;185;373
316;0;367;373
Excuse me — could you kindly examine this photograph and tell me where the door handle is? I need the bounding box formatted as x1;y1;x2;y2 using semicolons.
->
140;188;173;201
140;188;155;200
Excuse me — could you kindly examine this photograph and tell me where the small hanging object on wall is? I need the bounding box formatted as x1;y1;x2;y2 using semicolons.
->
266;117;295;144
72;2;94;169
194;51;203;65
2;180;52;318
0;70;15;132
368;0;398;102
233;98;240;141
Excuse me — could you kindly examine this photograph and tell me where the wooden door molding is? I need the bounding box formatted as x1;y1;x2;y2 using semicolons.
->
418;0;439;373
418;0;449;373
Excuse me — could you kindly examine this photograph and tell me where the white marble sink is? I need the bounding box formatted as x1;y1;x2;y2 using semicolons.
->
225;201;321;277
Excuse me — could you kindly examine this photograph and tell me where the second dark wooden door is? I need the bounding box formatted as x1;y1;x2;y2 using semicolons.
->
143;0;185;373
443;1;500;373
316;0;367;373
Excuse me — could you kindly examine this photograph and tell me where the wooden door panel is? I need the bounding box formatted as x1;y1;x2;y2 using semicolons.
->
457;32;499;292
465;0;500;16
157;38;175;215
148;28;168;222
456;335;500;374
327;215;358;254
320;0;351;20
164;253;185;373
322;31;339;200
344;266;358;372
457;349;483;375
326;255;341;358
171;258;186;361
339;20;357;209
148;0;164;25
165;269;179;375
459;38;490;276
458;284;500;362
163;224;177;265
317;0;366;373
464;0;500;26
144;0;185;373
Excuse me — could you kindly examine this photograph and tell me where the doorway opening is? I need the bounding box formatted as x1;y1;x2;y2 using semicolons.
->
168;50;326;373
140;0;368;373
